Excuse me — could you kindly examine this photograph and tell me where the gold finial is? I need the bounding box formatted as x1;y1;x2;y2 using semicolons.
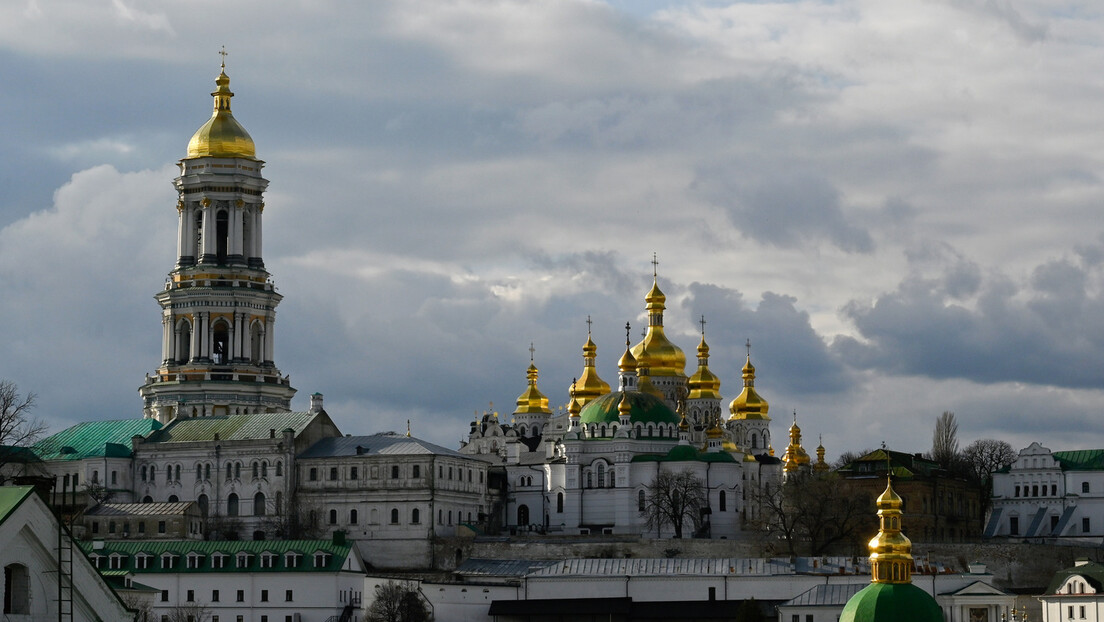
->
219;46;228;70
406;419;411;437
746;338;751;358
624;321;631;347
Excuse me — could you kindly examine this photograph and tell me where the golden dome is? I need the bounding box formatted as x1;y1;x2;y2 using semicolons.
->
571;331;610;406
618;393;632;419
618;343;638;373
868;476;914;584
186;67;256;159
814;437;830;472
514;360;552;415
630;277;687;377
729;352;770;421
687;332;722;400
782;413;811;472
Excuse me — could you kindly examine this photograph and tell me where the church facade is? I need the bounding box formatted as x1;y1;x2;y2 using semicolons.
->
460;274;786;538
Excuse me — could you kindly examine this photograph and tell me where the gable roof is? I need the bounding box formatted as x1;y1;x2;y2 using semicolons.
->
78;539;358;574
34;419;162;461
299;433;467;459
85;502;198;517
1046;561;1104;594
1052;450;1104;471
145;411;318;443
0;486;35;527
782;584;864;607
838;449;941;479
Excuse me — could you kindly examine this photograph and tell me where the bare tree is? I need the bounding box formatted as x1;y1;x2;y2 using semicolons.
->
166;601;211;622
640;469;708;538
962;439;1016;484
0;381;45;481
751;472;871;556
120;592;155;622
366;581;430;622
931;411;960;469
832;448;875;470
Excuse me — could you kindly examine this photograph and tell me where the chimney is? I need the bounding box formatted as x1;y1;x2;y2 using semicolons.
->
310;392;324;413
1076;558;1090;567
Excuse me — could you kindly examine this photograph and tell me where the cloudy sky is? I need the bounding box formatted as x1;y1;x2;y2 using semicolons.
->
2;0;1103;459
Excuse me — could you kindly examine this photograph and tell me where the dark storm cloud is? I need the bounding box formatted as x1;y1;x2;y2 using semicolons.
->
834;248;1104;389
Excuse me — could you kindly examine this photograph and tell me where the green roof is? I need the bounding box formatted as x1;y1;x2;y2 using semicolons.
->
1045;561;1104;594
632;446;737;463
1052;450;1104;471
78;539;355;574
840;582;944;622
578;391;680;428
839;449;940;479
34;419;162;461
146;412;318;443
0;486;34;527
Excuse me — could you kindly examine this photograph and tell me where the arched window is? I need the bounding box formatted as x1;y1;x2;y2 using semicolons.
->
250;322;263;364
234;462;241;479
212;320;230;365
448;510;453;524
261;462;268;477
197;494;209;518
254;492;266;516
275;492;282;515
177;319;192;363
4;563;30;614
168;495;179;503
174;465;181;482
350;509;358;524
391;508;399;524
517;505;529;526
252;463;259;479
638;490;646;512
226;463;232;480
204;463;211;480
329;509;337;525
751;433;758;449
215;209;229;263
719;491;727;512
227;494;239;517
141;466;148;481
196;465;203;481
557;492;564;513
596;463;606;488
412;509;420;524
275;461;283;477
142;495;153;503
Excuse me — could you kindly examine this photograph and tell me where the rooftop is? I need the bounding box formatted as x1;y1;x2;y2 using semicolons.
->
34;419;162;461
299;433;468;459
145;412;317;443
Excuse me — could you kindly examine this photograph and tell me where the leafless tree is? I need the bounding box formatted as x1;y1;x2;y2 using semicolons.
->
85;482;114;505
366;581;430;622
166;601;211;622
931;411;960;469
120;592;155;622
751;472;871;556
0;380;46;481
962;439;1016;484
640;469;708;538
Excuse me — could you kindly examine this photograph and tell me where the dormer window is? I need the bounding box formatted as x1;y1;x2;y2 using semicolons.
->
284;552;301;568
90;554;104;569
236;552;253;569
135;554;152;570
211;553;227;569
260;553;276;569
313;552;330;568
186;553;204;569
109;554;126;570
160;553;178;569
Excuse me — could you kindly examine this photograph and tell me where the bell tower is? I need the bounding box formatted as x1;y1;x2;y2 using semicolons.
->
139;57;296;423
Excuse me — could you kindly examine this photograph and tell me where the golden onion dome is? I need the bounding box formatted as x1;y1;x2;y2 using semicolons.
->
618;393;632;419
631;277;687;377
514;361;552;415
706;422;724;439
867;476;915;585
687;333;722;400
572;332;611;406
722;437;739;452
729;353;770;421
618;344;637;373
186;67;256;159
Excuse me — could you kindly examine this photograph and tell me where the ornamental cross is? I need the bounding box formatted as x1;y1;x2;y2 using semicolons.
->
586;315;592;334
651;252;659;277
529;342;535;361
624;321;631;346
219;46;228;69
699;315;707;336
745;338;751;357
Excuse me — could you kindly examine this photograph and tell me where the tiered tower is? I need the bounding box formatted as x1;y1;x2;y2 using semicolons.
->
512;346;553;438
139;60;296;423
727;342;771;452
630;261;688;410
686;318;722;439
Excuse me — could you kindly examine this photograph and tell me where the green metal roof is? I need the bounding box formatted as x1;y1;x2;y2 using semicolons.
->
839;582;944;622
1053;450;1104;471
578;391;680;427
34;419;162;461
146;411;317;443
632;446;738;463
1045;561;1104;594
0;486;34;527
78;539;355;574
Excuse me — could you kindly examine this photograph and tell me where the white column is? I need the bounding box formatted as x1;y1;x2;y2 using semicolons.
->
162;316;172;363
191;315;201;362
228;203;242;256
254;208;263;261
264;316;275;364
232;313;244;359
201;204;216;257
176;205;186;259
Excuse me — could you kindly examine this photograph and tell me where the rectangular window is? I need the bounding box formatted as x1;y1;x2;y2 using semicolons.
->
350;466;358;479
261;590;268;602
1009;516;1019;536
261;617;268;622
285;590;293;602
236;590;244;603
92;521;99;534
1084;517;1091;533
111;471;117;485
212;590;219;602
1081;605;1086;618
392;465;399;479
1070;606;1075;620
158;521;166;534
187;590;194;602
237;617;243;622
330;467;338;480
161;590;169;602
212;618;218;622
138;521;146;534
1084;481;1091;493
309;468;318;481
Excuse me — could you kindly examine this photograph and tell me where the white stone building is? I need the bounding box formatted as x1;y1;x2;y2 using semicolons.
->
987;442;1104;541
0;486;134;621
296;432;490;568
82;536;366;622
1039;559;1104;622
460;276;785;537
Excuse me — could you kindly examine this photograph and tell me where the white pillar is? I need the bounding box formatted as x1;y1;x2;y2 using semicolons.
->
162;316;172;363
264;317;275;364
254;207;263;261
191;315;201;362
176;205;186;259
201;204;216;258
228;202;242;257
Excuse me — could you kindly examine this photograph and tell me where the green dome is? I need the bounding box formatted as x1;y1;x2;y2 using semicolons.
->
578;391;680;427
840;582;943;622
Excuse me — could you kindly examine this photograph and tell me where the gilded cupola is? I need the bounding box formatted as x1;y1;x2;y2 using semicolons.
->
514;352;552;415
630;265;686;378
687;323;721;401
570;320;611;407
186;56;257;159
814;435;830;472
781;412;811;473
729;343;770;421
869;475;913;584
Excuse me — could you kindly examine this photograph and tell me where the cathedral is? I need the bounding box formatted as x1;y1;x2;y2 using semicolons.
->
459;268;789;538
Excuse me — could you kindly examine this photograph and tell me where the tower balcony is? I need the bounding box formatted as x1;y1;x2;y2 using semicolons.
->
144;369;291;386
